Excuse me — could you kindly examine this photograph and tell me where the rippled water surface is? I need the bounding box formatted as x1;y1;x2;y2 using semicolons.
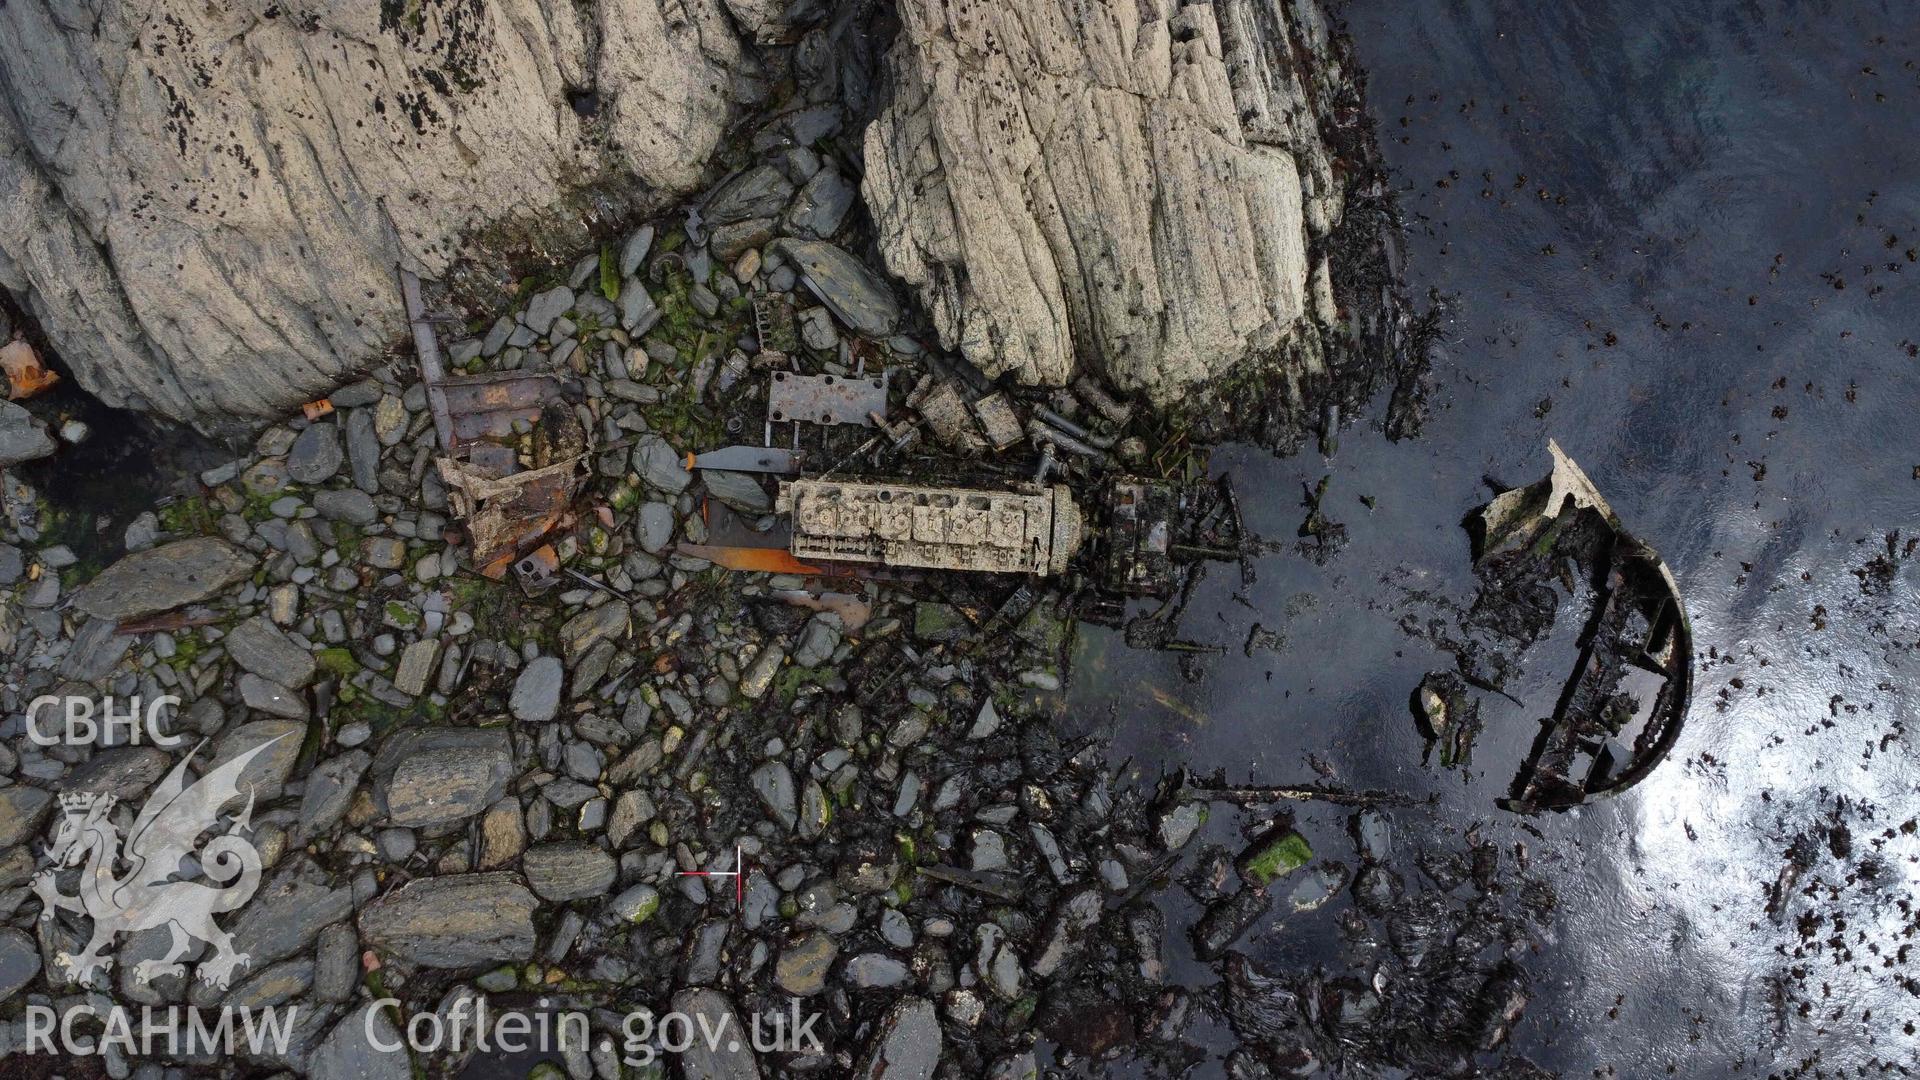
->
1071;2;1920;1074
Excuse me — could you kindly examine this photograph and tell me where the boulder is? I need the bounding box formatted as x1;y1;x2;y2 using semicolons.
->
371;727;514;828
71;537;254;620
358;873;538;969
863;0;1349;404
0;0;749;424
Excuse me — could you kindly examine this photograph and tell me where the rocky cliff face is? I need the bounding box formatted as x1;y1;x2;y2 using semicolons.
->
1;0;1373;429
0;0;752;424
862;0;1354;406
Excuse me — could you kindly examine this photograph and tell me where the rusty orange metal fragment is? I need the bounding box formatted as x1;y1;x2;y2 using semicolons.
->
440;457;582;579
0;339;58;400
676;543;825;576
302;398;334;420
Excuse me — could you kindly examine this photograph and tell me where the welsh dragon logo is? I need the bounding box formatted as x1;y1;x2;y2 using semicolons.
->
31;735;290;990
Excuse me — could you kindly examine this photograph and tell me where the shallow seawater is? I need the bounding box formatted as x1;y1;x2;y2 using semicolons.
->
1071;1;1920;1075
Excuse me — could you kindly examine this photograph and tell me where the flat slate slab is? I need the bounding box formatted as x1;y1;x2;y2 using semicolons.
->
72;537;254;620
358;873;538;969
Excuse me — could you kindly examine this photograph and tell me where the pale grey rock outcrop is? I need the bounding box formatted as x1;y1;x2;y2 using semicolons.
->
0;0;754;425
863;0;1351;405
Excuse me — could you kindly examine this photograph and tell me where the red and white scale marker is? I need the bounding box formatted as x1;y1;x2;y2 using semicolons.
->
676;845;747;905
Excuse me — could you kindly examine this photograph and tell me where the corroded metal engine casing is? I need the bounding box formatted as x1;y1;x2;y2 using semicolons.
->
776;480;1082;576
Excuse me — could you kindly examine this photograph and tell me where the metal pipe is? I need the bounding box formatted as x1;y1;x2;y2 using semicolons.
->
1027;419;1109;464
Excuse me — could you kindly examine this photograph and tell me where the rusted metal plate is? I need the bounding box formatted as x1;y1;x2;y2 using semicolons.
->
767;370;888;428
439;371;572;442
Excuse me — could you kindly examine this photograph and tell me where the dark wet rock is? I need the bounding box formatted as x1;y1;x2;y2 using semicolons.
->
72;537;254;620
287;422;344;483
0;543;21;584
523;286;575;336
845;953;911;989
308;1002;410;1080
609;883;662;924
237;673;308;720
1158;800;1206;850
1352;864;1404;915
560;602;630;665
227;857;354;970
65;747;169;799
671;988;762;1080
635;434;692;495
785;167;857;238
0;785;52;848
211;720;303;799
854;996;941;1080
313;487;377;525
775;931;837;996
59;616;133;681
751;761;798;831
680;917;732;985
1193;887;1274;960
838;841;900;894
792;613;842;668
226;616;318;687
0;928;40;1002
701;468;773;513
359;873;539;969
1286;864;1348;913
769;239;902;338
1353;809;1393;862
0;401;54;466
706;164;796;224
1028;887;1102;977
345;408;380;493
510;656;565;722
312;926;358;1005
373;728;513;828
522;843;617;902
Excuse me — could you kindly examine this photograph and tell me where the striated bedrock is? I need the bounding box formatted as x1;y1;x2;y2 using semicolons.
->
863;0;1353;406
0;0;753;425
